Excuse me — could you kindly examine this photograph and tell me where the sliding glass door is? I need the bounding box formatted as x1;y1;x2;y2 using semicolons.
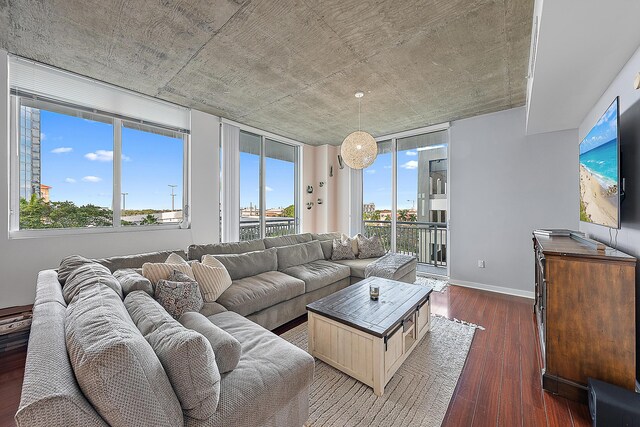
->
362;130;448;273
239;130;299;241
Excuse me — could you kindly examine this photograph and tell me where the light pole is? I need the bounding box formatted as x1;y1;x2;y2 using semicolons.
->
122;193;128;212
168;185;177;211
407;199;415;210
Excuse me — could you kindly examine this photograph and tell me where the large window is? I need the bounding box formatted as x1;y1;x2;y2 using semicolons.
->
11;96;188;232
238;130;299;241
361;129;448;270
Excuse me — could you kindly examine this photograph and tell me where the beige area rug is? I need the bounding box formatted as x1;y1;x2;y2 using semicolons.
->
282;316;475;427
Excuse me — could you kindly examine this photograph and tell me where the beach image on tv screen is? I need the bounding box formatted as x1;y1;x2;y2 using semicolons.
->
579;100;619;228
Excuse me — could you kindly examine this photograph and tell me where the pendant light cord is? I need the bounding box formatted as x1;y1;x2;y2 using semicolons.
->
358;97;361;131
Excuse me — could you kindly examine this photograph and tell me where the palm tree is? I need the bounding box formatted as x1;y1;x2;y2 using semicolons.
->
141;214;158;225
397;209;409;221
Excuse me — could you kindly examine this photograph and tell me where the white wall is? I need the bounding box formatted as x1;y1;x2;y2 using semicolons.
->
449;107;578;298
0;50;221;308
579;45;640;256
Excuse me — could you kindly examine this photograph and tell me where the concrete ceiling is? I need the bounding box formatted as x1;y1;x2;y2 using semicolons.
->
526;0;640;135
0;0;533;145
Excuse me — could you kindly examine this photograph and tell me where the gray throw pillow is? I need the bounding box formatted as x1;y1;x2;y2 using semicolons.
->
63;263;123;304
331;238;356;261
58;255;94;284
125;291;220;420
276;240;324;271
65;283;183;427
179;311;242;374
114;269;154;297
213;248;278;280
356;234;387;259
155;272;204;319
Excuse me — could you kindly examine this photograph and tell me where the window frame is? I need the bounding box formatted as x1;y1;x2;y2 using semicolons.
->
8;93;191;238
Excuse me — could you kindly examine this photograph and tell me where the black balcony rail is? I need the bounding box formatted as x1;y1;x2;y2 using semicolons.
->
239;218;297;241
363;220;447;267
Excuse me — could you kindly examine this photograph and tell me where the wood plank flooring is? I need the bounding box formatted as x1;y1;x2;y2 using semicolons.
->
0;285;591;427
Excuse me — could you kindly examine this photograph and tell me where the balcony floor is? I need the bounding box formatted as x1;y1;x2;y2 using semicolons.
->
417;263;448;278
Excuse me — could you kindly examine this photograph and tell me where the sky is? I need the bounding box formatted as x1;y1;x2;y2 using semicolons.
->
39;110;183;210
362;149;428;210
579;99;618;155
239;152;295;210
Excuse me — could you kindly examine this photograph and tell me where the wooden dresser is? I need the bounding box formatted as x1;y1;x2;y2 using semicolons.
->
533;233;636;402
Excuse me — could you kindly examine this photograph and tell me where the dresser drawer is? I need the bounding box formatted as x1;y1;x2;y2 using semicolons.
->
417;299;431;333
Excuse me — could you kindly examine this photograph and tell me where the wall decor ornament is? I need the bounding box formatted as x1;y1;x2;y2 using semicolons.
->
317;198;323;205
340;91;377;169
306;185;313;194
306;202;314;210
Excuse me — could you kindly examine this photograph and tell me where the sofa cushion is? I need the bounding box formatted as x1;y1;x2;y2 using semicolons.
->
332;257;380;278
199;301;228;317
331;238;356;261
209;248;277;281
188;240;265;261
201;311;314;427
65;283;183;427
276;240;324;271
179;311;242;374
94;250;188;273
155;274;204;319
63;263;123;304
192;258;232;302
58;255;95;284
356;234;387;258
283;260;350;293
114;268;154;297
216;271;305;316
125;292;220;420
311;232;342;260
263;233;312;249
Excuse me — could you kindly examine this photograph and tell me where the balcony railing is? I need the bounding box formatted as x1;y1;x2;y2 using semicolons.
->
239;218;297;241
363;220;447;267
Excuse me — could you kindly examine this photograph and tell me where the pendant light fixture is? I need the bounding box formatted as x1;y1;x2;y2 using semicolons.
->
340;91;377;169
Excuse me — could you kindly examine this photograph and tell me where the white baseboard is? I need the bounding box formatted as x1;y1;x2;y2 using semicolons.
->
448;279;534;300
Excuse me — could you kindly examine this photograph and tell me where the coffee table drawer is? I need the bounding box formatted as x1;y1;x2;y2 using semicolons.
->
417;300;431;333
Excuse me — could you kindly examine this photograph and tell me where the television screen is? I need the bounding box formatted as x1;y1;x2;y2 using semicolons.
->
579;98;620;228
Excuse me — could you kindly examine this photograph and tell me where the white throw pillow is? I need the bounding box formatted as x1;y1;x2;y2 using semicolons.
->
193;257;233;302
142;253;194;285
341;233;359;256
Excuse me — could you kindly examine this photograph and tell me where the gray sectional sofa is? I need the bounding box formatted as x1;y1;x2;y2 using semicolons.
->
16;232;416;427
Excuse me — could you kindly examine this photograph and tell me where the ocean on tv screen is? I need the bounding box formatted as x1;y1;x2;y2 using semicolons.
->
579;100;619;228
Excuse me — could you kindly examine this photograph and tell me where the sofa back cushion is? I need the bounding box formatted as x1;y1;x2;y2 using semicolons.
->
311;232;342;260
65;283;183;427
125;291;220;420
58;255;95;284
207;248;277;280
263;233;312;249
188;239;265;261
62;263;123;304
114;269;154;297
179;311;242;374
15;275;108;427
94;250;188;273
276;240;324;271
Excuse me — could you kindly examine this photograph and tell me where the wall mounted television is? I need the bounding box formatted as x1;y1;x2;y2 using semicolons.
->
579;97;620;229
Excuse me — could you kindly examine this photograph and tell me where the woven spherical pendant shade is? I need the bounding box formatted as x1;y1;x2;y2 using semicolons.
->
341;130;377;169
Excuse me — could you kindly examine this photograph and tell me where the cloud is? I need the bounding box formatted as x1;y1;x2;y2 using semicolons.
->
65;178;76;183
51;147;73;154
405;151;417;156
41;132;47;141
365;169;376;174
85;150;131;162
82;176;102;183
400;160;418;170
265;186;274;192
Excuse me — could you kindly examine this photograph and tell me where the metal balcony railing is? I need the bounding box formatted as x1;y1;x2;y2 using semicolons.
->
239;218;297;241
363;220;447;267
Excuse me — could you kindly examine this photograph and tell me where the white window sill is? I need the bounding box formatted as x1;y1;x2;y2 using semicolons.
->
9;223;189;240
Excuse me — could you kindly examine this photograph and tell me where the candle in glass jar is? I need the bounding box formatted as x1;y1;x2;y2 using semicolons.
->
369;283;380;300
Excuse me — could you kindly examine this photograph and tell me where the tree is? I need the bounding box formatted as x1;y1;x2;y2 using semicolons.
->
20;195;112;229
141;214;159;225
280;204;295;218
397;209;409;221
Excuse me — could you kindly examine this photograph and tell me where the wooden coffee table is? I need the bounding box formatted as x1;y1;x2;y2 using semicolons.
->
306;277;432;396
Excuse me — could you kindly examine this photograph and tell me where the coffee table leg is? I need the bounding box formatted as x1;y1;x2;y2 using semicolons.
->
372;337;385;396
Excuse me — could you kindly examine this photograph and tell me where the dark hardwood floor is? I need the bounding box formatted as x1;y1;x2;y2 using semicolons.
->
0;285;591;427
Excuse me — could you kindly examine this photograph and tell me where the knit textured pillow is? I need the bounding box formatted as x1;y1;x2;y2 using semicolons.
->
142;253;194;285
356;234;387;259
331;238;356;261
155;273;203;319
